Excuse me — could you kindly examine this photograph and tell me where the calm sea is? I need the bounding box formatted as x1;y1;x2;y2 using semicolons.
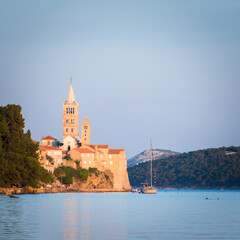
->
0;190;240;240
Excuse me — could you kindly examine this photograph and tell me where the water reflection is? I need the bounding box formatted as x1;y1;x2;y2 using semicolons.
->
0;191;240;239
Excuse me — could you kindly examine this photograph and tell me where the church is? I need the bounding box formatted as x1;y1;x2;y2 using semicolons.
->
40;83;131;190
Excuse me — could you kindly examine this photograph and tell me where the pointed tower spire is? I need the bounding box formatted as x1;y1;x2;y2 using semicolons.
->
66;81;76;103
63;80;79;141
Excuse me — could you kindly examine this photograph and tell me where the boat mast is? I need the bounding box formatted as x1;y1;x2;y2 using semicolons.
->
150;139;153;187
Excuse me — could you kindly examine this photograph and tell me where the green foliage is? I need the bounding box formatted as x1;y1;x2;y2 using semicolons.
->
64;154;72;161
54;167;66;178
54;166;75;184
128;146;240;189
75;160;80;168
88;167;98;174
56;140;61;147
76;169;89;182
0;104;53;187
105;174;109;181
54;166;91;183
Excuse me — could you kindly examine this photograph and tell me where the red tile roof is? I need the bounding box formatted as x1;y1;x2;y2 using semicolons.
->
91;144;109;149
73;148;95;153
40;146;61;151
108;149;125;154
41;135;55;140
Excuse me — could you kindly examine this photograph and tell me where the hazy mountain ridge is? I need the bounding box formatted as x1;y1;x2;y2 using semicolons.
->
127;149;179;168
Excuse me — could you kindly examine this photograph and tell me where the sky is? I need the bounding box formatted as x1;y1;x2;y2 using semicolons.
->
0;0;240;158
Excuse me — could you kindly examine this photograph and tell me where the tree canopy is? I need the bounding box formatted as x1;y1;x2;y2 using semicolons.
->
128;146;240;189
0;104;53;187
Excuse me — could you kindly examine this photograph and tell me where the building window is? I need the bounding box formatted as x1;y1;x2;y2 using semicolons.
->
71;128;74;133
84;161;86;164
89;161;91;164
110;161;113;165
109;155;112;159
84;126;88;130
87;154;89;157
66;119;69;123
66;128;68;132
82;153;84;157
47;141;50;145
71;119;75;124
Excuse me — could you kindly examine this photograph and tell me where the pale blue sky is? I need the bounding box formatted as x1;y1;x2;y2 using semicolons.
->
0;0;240;157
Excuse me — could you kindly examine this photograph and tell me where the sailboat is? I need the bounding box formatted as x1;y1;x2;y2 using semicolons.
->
142;139;157;194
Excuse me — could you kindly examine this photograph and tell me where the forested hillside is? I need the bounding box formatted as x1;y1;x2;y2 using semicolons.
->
128;146;240;189
0;104;53;187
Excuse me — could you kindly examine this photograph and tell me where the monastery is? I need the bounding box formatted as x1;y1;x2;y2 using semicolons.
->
39;83;131;190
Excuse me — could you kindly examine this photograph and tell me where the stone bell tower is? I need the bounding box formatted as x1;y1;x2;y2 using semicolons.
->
81;117;90;145
63;83;79;141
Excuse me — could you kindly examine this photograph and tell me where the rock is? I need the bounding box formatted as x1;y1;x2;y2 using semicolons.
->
3;188;13;196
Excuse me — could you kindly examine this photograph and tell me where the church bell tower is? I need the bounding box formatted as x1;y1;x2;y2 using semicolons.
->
63;83;79;141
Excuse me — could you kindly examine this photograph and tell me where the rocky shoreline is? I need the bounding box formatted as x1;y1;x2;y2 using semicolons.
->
0;186;131;196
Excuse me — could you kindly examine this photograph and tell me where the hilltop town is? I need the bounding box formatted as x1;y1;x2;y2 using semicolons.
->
38;83;131;191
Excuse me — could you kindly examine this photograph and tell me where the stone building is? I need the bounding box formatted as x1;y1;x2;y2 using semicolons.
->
39;142;63;173
40;82;131;190
41;135;57;147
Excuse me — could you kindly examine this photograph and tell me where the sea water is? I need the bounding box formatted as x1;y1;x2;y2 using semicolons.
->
0;190;240;240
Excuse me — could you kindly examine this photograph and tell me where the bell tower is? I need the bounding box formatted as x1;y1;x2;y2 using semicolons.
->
63;82;79;141
81;117;90;145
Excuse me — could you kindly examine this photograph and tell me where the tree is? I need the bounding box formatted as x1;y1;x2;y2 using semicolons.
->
0;104;53;187
54;168;66;191
64;154;72;161
54;166;75;184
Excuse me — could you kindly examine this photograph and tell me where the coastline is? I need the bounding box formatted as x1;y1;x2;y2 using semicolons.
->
0;187;131;195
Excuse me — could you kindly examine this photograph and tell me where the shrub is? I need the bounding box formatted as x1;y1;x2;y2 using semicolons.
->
105;174;109;181
75;160;80;168
76;169;89;182
89;167;99;176
64;154;72;161
54;166;75;184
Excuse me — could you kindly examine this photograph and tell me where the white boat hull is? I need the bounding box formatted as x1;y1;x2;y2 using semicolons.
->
142;187;157;194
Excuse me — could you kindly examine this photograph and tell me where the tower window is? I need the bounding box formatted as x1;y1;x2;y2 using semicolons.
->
66;119;69;123
84;138;86;140
73;108;75;114
71;128;74;133
84;126;88;130
71;119;75;124
66;128;68;132
66;108;68;113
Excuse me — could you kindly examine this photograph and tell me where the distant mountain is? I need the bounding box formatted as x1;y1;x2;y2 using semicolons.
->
128;146;240;189
127;149;179;168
